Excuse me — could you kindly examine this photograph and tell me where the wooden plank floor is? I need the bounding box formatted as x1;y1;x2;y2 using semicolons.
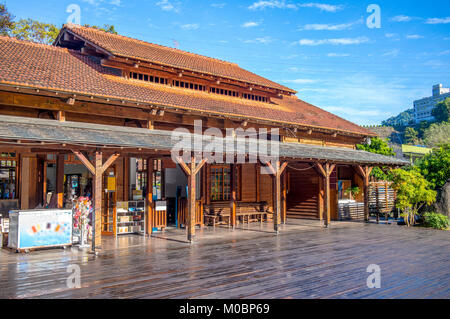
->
0;220;449;299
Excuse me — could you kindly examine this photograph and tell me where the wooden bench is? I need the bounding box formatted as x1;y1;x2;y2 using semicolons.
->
204;202;269;227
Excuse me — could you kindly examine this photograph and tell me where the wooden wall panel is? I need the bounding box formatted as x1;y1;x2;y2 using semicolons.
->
286;164;320;219
259;172;273;210
240;164;257;202
115;158;124;201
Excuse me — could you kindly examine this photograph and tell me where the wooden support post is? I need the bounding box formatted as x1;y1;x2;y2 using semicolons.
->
146;158;154;235
56;154;64;209
176;155;207;243
188;157;196;241
376;185;380;224
316;162;336;228
266;161;287;233
230;164;237;228
355;165;373;223
93;151;102;251
57;110;65;122
72;150;120;252
282;170;287;224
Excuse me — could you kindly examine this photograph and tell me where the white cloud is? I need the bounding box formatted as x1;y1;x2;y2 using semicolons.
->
298;3;343;12
242;21;260;28
243;36;273;44
156;0;180;12
406;34;424;39
323;106;383;117
299;20;360;31
382;49;400;57
438;50;450;56
180;23;199;30
296;37;369;46
391;15;413;22
426;17;450;24
385;33;397;38
327;53;350;57
248;0;297;10
281;79;317;84
248;1;342;12
292;73;419;125
211;3;226;8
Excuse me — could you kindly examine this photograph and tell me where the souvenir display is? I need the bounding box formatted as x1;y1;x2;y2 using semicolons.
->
72;197;93;246
115;201;145;236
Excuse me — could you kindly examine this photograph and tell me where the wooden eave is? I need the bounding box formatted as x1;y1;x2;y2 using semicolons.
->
0;83;374;139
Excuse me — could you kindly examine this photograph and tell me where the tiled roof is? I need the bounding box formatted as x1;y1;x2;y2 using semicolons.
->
0;37;375;136
0;115;407;166
61;24;296;93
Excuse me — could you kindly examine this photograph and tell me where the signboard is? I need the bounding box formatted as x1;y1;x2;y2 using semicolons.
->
9;210;72;249
155;201;167;211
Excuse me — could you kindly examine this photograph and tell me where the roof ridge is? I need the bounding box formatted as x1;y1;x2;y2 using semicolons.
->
0;35;71;52
64;23;239;67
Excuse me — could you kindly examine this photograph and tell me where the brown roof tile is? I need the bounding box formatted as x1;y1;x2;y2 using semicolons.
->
61;24;296;93
0;36;374;136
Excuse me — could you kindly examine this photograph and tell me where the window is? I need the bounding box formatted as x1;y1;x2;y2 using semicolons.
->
243;93;267;102
129;72;168;86
173;80;205;91
134;159;163;201
0;153;18;199
210;165;231;201
210;87;238;97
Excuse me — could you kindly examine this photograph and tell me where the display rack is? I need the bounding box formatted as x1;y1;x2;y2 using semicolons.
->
115;201;146;236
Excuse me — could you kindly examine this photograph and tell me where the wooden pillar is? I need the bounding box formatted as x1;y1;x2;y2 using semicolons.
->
282;170;287;224
93;151;102;251
266;161;287;233
57;110;65;122
56;154;64;209
146;158;154;235
355;165;373;223
230;164;237;228
205;163;210;205
188;157;196;242
176;155;207;243
325;167;331;227
376;184;380;223
255;163;260;202
316;162;336;228
72;150;119;252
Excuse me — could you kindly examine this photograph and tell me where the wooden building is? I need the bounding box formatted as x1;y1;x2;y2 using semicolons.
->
0;24;407;250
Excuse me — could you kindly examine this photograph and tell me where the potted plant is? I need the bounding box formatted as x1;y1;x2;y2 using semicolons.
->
345;186;361;201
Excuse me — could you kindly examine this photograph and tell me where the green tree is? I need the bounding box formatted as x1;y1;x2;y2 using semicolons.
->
0;3;14;36
415;144;450;189
356;137;396;156
381;108;414;129
357;137;396;180
84;24;117;34
423;121;450;147
390;169;437;226
404;127;418;145
11;18;59;44
431;98;450;123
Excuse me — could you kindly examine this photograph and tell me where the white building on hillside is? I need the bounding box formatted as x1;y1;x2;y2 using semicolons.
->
414;84;450;123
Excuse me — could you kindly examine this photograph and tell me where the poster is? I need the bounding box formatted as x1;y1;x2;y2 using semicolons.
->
14;210;72;249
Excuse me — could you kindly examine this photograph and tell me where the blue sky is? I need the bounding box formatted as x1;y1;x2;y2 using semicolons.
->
6;0;450;125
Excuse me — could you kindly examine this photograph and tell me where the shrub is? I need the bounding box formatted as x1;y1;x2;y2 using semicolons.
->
423;212;449;230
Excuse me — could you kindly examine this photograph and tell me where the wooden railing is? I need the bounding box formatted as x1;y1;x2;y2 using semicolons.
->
177;198;203;227
152;208;167;229
369;181;396;215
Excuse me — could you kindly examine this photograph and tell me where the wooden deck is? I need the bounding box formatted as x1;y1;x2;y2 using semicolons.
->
0;220;449;299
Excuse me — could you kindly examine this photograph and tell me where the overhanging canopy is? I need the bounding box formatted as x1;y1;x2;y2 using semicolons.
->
0;115;408;166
